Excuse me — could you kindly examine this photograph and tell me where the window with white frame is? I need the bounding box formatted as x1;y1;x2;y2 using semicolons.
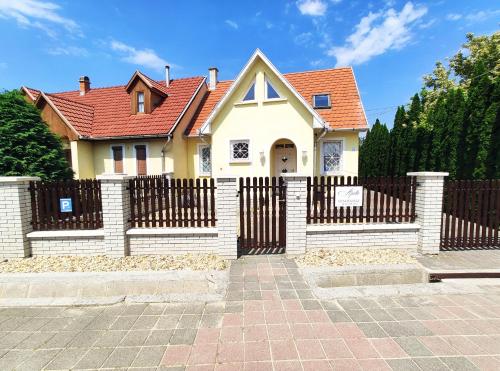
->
199;145;211;175
230;140;250;162
242;82;255;101
313;94;331;108
265;78;281;99
322;140;342;173
137;92;145;113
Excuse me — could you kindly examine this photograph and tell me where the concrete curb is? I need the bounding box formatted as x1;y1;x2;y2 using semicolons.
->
0;269;229;306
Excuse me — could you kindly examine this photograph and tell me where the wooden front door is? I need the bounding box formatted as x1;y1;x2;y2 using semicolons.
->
135;145;147;176
274;143;297;177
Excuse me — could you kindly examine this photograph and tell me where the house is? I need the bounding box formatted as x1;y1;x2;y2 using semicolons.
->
22;49;367;179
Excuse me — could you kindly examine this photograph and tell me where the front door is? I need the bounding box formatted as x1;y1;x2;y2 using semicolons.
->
274;143;297;177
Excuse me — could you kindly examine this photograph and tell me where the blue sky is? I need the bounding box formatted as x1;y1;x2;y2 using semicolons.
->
0;0;498;127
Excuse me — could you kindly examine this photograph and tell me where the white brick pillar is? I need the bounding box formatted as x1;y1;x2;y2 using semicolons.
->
0;176;40;258
282;174;308;255
216;177;238;259
97;174;133;257
407;172;448;255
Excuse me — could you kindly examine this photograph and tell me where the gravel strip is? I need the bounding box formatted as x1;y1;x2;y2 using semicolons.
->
0;254;228;273
294;248;417;267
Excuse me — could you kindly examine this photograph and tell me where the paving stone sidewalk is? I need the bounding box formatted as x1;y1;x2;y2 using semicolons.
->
1;255;500;370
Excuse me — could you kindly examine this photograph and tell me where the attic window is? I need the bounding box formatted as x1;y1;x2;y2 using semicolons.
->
313;94;331;108
137;92;145;113
242;82;255;101
265;78;281;99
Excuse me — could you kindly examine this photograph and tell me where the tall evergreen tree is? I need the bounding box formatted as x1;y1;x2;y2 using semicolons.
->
0;90;73;180
359;119;390;177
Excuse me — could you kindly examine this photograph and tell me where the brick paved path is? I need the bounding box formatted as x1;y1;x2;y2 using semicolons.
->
1;255;500;370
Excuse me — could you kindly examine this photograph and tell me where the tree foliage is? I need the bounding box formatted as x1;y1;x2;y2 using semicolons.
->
0;90;73;180
360;32;499;179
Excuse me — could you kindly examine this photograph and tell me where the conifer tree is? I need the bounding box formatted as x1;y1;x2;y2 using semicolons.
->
0;90;73;180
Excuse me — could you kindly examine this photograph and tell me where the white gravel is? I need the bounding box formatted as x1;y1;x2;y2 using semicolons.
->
294;248;417;267
0;254;228;273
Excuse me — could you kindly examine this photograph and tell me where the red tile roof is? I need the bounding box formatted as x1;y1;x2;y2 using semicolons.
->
26;74;204;139
185;67;367;136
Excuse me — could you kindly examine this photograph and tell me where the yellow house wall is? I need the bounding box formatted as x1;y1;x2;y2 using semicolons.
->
315;131;360;177
70;140;94;179
208;59;315;178
91;139;166;177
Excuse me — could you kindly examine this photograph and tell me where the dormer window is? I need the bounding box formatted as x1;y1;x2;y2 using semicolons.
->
137;92;145;113
242;82;255;101
313;94;331;108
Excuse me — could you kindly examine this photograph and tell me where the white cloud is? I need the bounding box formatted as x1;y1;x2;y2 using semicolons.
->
294;32;313;45
446;13;462;21
0;0;80;37
47;46;88;57
225;19;238;29
446;9;500;23
327;2;427;67
465;9;500;23
297;0;327;16
110;41;170;72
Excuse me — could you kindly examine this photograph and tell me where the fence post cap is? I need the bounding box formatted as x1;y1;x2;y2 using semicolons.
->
406;172;449;177
0;176;41;183
96;173;134;181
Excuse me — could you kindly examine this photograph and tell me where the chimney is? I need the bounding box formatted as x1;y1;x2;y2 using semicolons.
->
208;67;218;90
79;76;90;96
165;65;170;87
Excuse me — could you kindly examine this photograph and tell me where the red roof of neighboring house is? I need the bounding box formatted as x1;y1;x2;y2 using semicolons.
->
185;67;367;136
25;75;204;139
22;87;41;101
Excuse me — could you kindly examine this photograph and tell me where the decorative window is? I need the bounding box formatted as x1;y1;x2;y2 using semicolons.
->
322;140;342;173
313;94;331;108
199;145;211;175
242;82;255;101
137;92;145;113
265;78;281;99
230;140;250;162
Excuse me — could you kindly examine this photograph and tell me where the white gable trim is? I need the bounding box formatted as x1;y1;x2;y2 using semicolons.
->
199;49;328;135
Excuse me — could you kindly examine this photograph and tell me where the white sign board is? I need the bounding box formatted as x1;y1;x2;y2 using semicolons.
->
335;186;363;207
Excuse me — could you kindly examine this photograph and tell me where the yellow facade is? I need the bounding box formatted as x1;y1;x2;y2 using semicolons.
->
187;58;362;178
63;59;361;179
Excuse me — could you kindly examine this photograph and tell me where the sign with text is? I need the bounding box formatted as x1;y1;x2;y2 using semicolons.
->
60;198;72;213
335;186;363;207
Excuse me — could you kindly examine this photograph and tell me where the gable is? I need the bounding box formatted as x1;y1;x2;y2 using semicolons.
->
199;50;326;135
208;58;318;144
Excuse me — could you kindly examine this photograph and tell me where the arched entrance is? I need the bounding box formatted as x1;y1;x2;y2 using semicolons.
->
270;139;297;177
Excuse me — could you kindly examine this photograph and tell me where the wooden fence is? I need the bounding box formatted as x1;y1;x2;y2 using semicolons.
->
441;179;500;250
129;176;216;228
29;179;103;230
307;176;417;224
238;177;286;254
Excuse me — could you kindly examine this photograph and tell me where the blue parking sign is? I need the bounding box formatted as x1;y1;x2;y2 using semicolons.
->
60;198;72;213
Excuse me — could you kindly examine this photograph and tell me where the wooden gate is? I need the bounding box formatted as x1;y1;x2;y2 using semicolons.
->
238;177;286;255
441;179;500;250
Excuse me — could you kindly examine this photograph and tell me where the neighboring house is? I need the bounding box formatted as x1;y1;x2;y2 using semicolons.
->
22;49;367;179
